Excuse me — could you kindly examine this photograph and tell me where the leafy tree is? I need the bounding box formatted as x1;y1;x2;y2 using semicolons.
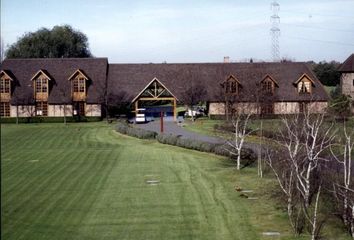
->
312;61;341;86
6;25;92;58
328;93;352;120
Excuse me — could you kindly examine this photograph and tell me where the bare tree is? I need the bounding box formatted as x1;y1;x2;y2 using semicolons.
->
58;87;70;124
225;112;257;170
266;149;299;233
298;111;335;207
266;109;335;237
331;125;354;238
180;77;207;122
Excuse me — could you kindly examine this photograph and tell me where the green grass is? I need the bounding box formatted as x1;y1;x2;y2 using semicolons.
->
1;123;351;240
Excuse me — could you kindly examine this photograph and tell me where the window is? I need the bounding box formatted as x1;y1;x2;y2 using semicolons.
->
73;77;86;93
261;103;274;115
36;101;48;116
262;79;274;95
35;77;48;93
225;78;239;94
298;81;311;93
299;102;308;113
0;102;10;117
73;101;85;116
0;78;11;93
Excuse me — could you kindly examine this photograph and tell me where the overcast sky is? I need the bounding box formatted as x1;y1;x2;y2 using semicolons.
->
1;0;354;63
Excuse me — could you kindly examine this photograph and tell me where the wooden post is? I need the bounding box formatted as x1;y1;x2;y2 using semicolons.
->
173;98;177;122
160;111;164;133
135;100;138;114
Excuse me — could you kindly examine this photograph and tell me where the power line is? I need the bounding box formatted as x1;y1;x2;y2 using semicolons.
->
284;35;354;47
282;23;354;34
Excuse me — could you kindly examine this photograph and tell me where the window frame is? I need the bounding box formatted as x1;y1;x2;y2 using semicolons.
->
0;77;11;94
224;76;239;94
35;76;49;94
298;80;311;94
36;101;48;116
73;77;86;93
261;79;274;95
0;102;10;117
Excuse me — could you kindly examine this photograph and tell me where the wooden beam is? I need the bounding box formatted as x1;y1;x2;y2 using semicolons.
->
173;98;177;122
135;100;138;114
138;97;175;101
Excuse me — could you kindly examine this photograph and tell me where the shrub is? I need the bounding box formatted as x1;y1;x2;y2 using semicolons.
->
156;133;179;145
115;122;157;139
0;116;102;124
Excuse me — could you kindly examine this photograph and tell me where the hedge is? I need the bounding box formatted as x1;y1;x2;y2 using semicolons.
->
115;123;256;163
155;133;255;161
115;122;157;139
0;116;102;124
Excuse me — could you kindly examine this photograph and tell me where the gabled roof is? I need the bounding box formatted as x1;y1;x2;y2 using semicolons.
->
0;70;14;81
260;74;279;87
30;69;52;81
131;77;178;103
68;69;89;81
222;74;242;85
108;62;329;103
293;73;316;85
1;58;108;104
339;54;354;72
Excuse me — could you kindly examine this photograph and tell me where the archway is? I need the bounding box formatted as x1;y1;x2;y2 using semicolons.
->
132;78;177;121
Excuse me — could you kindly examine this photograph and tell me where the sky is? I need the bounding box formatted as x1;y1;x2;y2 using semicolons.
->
1;0;354;63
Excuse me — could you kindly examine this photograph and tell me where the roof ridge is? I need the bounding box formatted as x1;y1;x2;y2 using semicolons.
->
3;57;108;61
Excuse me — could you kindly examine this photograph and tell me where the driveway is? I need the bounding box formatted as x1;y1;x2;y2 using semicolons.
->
134;120;262;154
135;120;225;144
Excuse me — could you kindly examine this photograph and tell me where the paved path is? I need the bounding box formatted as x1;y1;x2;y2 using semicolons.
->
135;120;225;144
135;120;262;155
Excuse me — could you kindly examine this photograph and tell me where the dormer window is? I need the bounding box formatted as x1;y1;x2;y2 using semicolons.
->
260;75;278;95
295;74;314;94
0;70;13;94
223;75;241;94
298;81;311;93
73;77;86;93
1;76;11;94
31;70;51;96
35;76;48;93
68;70;89;102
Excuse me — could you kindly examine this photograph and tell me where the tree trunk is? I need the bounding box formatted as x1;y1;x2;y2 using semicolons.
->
63;105;67;125
287;197;295;232
351;205;354;238
16;105;19;125
236;150;241;170
258;120;263;177
311;187;321;240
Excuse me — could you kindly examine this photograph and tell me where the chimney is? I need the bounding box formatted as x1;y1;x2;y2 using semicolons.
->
223;56;230;63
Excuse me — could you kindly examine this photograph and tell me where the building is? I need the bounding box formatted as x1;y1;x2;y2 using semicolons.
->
1;58;330;119
339;53;354;99
1;58;107;118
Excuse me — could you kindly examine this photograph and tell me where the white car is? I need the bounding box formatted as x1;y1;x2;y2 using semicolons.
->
185;108;205;117
135;108;146;123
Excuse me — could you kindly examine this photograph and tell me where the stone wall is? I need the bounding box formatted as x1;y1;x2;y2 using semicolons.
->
85;104;101;117
341;73;354;98
209;101;328;116
48;105;73;117
10;105;35;117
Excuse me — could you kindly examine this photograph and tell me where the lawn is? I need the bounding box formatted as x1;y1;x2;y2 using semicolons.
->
1;123;350;240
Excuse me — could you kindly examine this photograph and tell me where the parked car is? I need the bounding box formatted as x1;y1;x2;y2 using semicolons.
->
135;108;146;123
184;107;205;117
